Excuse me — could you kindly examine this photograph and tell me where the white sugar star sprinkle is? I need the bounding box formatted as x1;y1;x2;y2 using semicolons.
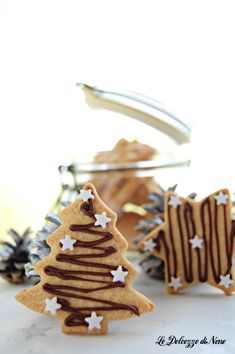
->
45;297;61;315
85;311;103;330
214;191;228;205
189;235;204;249
169;276;182;291
78;189;94;202
219;274;233;289
168;195;181;208
144;239;156;252
111;266;128;283
94;211;111;229
60;235;76;251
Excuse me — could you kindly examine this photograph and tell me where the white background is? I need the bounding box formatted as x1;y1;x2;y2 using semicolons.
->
0;0;235;232
1;2;235;353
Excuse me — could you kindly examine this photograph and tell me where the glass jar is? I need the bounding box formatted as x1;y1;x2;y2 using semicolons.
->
53;83;191;253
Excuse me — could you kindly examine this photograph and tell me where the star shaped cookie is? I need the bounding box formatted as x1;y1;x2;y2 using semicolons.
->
139;189;235;295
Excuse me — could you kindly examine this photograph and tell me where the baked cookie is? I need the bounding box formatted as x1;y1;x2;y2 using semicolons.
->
16;183;154;334
139;189;235;295
92;139;158;214
92;139;161;249
94;138;156;163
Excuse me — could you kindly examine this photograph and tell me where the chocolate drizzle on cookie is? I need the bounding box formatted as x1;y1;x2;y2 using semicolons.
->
43;198;139;328
154;193;234;286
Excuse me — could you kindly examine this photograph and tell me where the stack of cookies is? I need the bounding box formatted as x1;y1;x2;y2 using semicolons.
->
91;139;162;249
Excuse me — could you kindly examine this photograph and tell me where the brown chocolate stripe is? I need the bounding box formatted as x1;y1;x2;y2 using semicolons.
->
57;298;139;328
44;265;113;283
154;195;233;286
177;203;193;282
168;204;178;277
43;198;138;328
43;281;125;294
155;230;170;281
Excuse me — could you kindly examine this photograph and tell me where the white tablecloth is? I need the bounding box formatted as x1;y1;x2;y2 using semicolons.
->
0;267;235;354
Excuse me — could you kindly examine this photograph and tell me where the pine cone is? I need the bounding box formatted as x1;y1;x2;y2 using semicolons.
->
0;228;32;284
25;213;62;282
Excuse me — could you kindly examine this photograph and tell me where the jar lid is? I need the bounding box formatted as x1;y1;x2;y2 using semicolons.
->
77;83;191;145
59;83;191;177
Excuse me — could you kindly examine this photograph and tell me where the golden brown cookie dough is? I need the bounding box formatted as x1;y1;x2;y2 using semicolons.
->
91;139;161;249
16;183;154;335
94;138;156;163
139;189;235;295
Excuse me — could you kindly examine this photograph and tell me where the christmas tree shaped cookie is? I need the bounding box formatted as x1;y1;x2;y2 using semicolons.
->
139;189;235;295
16;183;154;334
